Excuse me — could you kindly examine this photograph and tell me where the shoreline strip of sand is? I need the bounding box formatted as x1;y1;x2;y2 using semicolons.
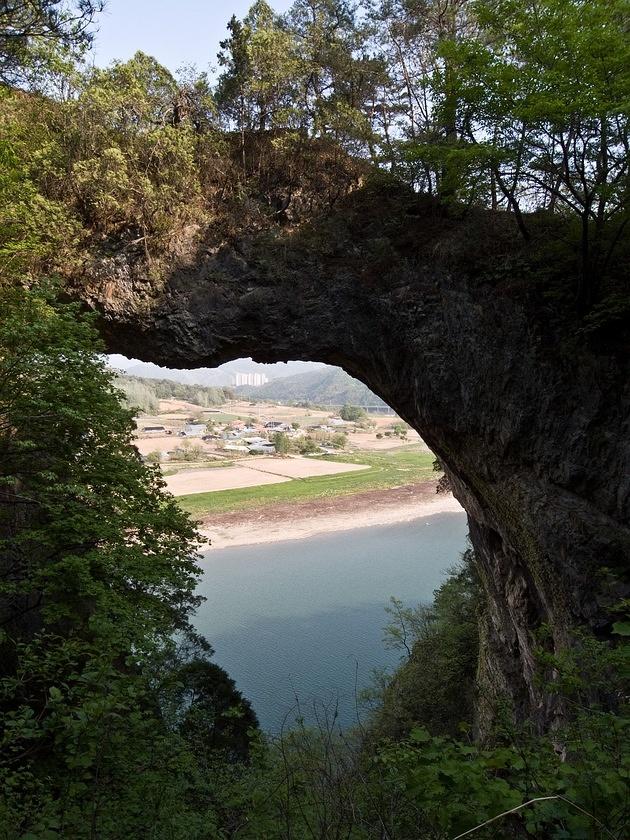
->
199;491;464;551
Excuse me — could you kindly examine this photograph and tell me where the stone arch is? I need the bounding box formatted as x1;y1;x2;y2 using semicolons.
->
78;186;630;732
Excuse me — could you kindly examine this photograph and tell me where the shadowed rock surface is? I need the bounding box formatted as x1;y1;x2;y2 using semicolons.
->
74;184;630;733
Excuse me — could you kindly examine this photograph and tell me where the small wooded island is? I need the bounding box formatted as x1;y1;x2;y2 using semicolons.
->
0;1;628;837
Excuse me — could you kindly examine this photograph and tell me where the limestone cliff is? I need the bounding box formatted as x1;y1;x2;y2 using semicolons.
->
73;183;630;733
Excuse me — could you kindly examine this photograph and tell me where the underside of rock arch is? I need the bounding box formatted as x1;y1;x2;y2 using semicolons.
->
76;185;630;733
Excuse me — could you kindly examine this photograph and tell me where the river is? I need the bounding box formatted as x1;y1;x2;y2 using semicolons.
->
193;511;468;732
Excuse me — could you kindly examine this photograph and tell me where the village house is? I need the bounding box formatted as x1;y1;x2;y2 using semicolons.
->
248;442;276;454
178;423;206;437
264;421;291;431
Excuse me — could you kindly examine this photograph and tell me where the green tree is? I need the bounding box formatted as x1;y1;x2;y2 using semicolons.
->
296;435;320;454
0;0;103;88
175;658;259;766
271;430;292;453
331;431;348;448
286;0;386;155
392;421;408;438
440;0;630;303
71;52;206;257
373;551;480;738
0;286;253;835
367;0;475;194
116;374;160;414
0;91;81;283
339;403;366;421
216;1;301;176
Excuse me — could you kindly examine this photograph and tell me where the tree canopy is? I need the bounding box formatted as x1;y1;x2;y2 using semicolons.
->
0;0;627;309
0;287;258;834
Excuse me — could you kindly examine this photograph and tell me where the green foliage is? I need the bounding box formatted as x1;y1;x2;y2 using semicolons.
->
271;430;292;453
216;2;301;136
340;403;366;421
114;373;231;410
173;658;259;766
391;421;408;438
0;0;103;89
71;52;214;254
295;435;321;455
196;597;628;839
0;52;220;273
331;431;348;448
0;287;257;837
115;374;160;414
372;551;481;738
375;649;629;839
0;92;82;283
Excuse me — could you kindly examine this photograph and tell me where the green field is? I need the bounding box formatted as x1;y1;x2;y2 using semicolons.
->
199;412;244;423
177;449;436;518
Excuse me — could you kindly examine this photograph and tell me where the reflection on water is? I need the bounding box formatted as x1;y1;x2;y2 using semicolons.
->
193;512;468;732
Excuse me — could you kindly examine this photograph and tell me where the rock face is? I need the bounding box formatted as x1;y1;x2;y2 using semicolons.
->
77;186;630;734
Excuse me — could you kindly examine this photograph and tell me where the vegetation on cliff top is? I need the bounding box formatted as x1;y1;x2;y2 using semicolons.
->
1;0;628;316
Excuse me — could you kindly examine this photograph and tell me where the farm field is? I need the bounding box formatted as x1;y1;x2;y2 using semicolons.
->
164;457;369;496
177;449;436;518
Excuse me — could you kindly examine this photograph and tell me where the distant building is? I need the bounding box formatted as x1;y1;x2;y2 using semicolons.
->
264;421;290;431
248;442;276;454
142;425;166;434
178;423;206;437
232;371;269;387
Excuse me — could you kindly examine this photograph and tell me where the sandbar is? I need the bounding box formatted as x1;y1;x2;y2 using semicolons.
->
198;482;464;550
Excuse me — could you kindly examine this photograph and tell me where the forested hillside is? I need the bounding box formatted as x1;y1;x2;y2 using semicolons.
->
0;1;628;838
237;366;387;407
115;373;233;413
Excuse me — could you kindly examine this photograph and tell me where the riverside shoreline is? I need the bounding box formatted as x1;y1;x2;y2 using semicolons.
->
197;481;464;550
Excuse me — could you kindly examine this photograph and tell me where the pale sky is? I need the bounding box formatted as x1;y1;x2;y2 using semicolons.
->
90;0;294;75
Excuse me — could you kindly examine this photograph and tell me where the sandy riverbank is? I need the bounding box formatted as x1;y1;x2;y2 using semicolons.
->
198;482;464;550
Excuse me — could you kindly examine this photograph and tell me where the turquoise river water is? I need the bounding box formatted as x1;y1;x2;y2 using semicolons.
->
193;511;468;732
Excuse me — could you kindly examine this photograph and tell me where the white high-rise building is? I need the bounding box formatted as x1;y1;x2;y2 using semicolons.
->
233;372;269;387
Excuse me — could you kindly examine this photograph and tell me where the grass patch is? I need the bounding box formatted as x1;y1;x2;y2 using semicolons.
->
196;412;243;423
177;449;436;518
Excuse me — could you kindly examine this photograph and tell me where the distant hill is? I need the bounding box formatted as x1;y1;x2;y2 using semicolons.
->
237;367;387;407
115;374;233;414
107;355;326;387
